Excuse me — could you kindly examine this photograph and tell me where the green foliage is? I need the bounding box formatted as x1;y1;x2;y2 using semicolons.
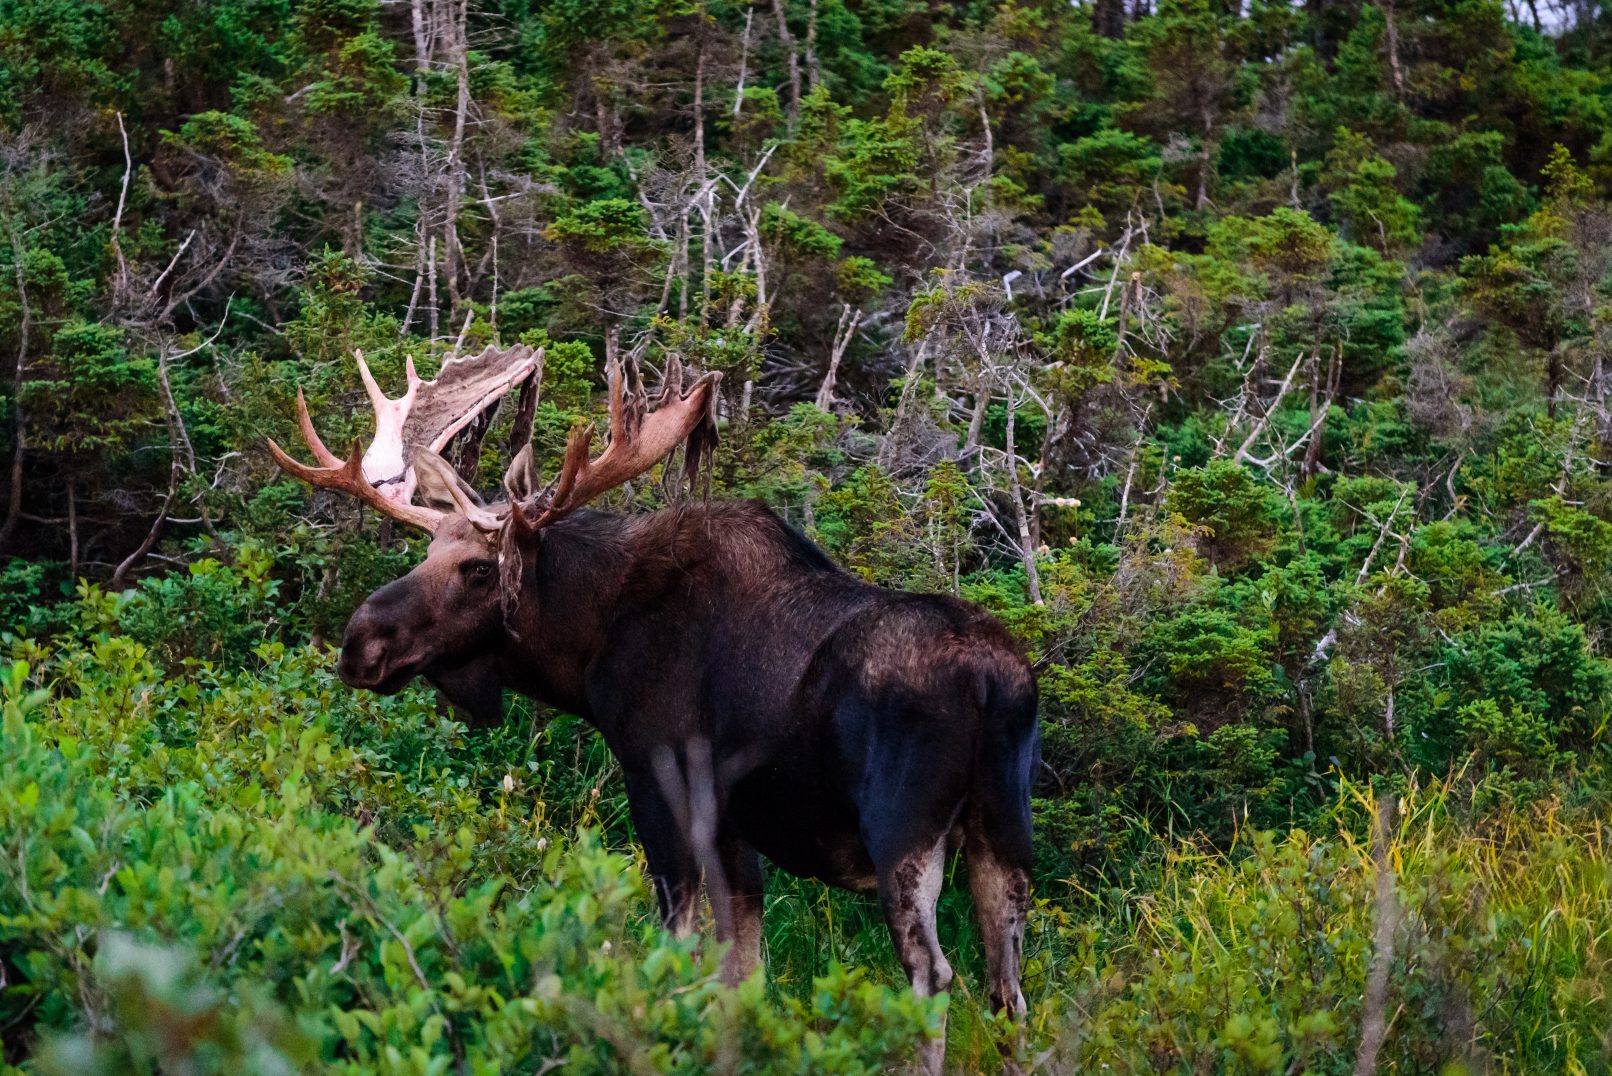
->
4;0;1612;1068
1056;129;1162;213
546;198;656;256
824;111;923;219
26;321;154;451
835;255;891;303
760;204;843;260
1322;129;1422;256
1164;461;1285;570
118;549;282;668
0;646;939;1073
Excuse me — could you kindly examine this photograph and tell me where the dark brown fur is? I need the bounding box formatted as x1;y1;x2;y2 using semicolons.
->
339;499;1039;1057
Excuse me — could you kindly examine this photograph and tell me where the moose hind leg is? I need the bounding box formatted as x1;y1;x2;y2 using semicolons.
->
878;835;951;996
876;835;951;1074
965;673;1037;1019
965;820;1031;1017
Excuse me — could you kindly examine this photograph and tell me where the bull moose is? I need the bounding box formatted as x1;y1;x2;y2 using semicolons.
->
269;344;1038;1067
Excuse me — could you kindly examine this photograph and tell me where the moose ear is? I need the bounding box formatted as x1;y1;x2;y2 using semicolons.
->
502;443;538;504
413;449;503;530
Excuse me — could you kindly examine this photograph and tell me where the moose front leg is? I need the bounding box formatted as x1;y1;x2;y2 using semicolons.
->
624;775;701;936
718;837;764;984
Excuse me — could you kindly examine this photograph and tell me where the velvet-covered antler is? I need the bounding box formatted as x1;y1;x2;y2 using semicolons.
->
267;344;542;531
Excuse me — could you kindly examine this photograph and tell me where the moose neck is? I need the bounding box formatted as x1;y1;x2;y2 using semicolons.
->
494;509;637;717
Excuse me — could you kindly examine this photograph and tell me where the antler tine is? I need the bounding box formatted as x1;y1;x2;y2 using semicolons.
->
659;357;685;401
352;349;420;487
267;386;444;531
268;343;540;535
292;387;344;469
525;359;721;528
355;349;422;406
607;357;630;448
546;421;595;513
355;349;386;411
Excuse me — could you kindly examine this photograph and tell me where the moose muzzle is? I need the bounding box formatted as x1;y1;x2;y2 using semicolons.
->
337;601;415;693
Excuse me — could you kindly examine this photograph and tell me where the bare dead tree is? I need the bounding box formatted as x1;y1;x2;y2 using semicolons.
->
0;194;32;553
0;132;74;554
1354;794;1401;1076
111;315;232;588
814;305;862;410
772;0;802;119
442;0;471;319
732;5;754;118
110;111;133;307
1001;381;1044;605
1231;345;1310;465
804;0;821;91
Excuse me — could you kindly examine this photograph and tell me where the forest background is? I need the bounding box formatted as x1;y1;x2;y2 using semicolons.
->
0;0;1610;1071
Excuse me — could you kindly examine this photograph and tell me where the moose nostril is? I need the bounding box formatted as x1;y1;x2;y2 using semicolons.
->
338;637;389;686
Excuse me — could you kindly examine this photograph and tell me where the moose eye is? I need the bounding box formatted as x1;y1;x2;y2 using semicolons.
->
464;561;495;582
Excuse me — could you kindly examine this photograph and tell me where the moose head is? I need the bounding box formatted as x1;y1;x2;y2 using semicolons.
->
268;344;720;722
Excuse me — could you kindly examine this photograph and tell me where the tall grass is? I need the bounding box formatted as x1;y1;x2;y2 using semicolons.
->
697;770;1612;1072
1010;778;1609;1073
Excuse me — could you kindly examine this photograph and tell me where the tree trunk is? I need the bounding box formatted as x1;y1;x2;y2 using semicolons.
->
427;235;440;342
0;213;31;552
694;18;714;321
593;57;616;157
442;0;470;321
1383;0;1405;100
1093;0;1127;38
112;434;181;589
411;0;431;76
66;477;79;581
815;305;861;410
1197;105;1215;210
677;210;691;321
772;0;802;119
694;15;707;182
1004;403;1043;605
805;0;821;90
1303;345;1339;478
1547;344;1563;418
402;217;427;338
111;111;133;307
733;7;753;118
964;370;994;461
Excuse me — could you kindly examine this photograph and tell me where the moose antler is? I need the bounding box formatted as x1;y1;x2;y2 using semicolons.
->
270;343;718;535
515;358;721;531
267;343;541;531
267;388;446;530
358;343;544;495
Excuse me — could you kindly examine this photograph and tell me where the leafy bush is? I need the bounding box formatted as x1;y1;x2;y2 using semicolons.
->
0;658;938;1073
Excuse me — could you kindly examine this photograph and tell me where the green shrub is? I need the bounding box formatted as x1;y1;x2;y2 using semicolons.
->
0;659;938;1073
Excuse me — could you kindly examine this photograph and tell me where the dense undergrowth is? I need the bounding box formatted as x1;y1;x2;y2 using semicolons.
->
0;566;1607;1072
